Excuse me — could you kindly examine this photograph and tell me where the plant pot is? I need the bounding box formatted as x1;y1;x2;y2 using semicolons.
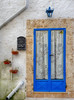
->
10;69;18;74
4;60;11;64
12;51;18;55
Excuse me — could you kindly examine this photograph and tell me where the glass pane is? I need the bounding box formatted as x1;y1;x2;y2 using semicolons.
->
51;30;63;79
36;31;48;79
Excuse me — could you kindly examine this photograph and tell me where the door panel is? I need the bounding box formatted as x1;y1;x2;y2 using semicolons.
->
36;31;48;79
51;81;65;92
34;81;49;92
34;29;50;92
51;30;63;79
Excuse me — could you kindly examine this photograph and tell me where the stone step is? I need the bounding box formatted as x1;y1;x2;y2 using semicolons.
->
25;98;74;100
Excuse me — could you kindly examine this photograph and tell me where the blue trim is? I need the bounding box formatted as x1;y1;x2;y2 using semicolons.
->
33;28;66;92
48;29;51;91
34;28;49;82
34;28;49;30
63;28;66;91
51;80;64;81
42;28;66;30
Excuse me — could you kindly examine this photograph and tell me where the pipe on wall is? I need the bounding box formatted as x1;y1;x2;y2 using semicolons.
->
0;0;28;29
6;81;24;100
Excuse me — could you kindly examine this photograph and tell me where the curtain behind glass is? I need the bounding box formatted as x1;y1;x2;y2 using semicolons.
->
51;30;63;79
36;31;48;79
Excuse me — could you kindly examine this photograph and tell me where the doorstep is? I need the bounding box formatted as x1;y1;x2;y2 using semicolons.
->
25;98;74;100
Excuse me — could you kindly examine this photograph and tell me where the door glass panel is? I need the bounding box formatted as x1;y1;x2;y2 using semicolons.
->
36;31;48;79
51;30;63;79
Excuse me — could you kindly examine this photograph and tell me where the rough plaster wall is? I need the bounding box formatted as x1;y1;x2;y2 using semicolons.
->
0;0;74;99
0;0;74;26
27;0;74;18
0;15;26;79
0;0;25;26
0;1;26;99
51;0;74;18
0;14;26;99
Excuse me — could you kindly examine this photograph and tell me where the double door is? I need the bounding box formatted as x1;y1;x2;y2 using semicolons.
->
34;28;66;92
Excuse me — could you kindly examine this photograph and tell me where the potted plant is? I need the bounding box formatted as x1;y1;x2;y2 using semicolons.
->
4;59;11;64
10;69;18;74
12;50;18;55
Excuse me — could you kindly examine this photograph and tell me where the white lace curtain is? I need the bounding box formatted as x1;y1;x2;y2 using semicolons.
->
36;31;48;79
51;30;63;79
36;30;63;80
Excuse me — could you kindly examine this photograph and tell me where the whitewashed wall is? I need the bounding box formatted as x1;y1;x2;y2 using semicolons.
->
0;0;74;99
0;0;74;26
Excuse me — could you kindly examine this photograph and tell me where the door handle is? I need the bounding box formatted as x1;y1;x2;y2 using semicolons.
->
49;54;54;56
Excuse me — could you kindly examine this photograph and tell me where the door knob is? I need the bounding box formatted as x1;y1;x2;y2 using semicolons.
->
49;54;54;56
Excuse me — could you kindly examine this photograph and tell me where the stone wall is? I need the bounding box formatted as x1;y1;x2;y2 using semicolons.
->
26;19;74;98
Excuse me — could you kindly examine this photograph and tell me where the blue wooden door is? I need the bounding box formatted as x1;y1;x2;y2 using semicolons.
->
34;28;66;92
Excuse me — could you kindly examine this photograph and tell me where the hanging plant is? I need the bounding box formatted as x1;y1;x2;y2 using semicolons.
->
10;69;18;74
12;50;18;55
4;59;11;64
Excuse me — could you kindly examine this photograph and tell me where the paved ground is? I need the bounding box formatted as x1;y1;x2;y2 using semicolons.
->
25;98;74;100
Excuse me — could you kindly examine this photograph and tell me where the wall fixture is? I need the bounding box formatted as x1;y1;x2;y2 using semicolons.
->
46;7;54;17
17;36;26;50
